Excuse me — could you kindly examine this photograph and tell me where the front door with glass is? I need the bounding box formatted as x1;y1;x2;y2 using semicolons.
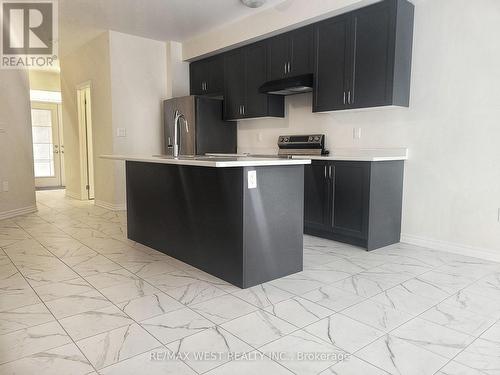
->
31;102;64;188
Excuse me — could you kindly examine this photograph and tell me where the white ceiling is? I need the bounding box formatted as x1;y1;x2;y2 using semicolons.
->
59;0;287;57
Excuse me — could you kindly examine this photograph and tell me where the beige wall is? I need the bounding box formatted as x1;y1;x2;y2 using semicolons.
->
60;32;115;203
60;31;169;208
108;31;168;206
184;0;500;259
0;70;36;219
28;70;61;92
183;0;378;60
166;41;190;98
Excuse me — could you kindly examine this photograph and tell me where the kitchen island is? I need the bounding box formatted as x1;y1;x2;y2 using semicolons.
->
101;155;310;288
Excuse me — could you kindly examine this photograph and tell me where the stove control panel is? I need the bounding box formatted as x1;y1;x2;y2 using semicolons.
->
277;134;326;155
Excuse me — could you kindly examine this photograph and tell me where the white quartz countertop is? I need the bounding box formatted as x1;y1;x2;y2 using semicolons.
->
292;148;408;162
101;154;311;168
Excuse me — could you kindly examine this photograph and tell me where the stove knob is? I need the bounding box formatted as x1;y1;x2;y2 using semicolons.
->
279;137;284;142
284;137;289;142
308;136;313;141
314;136;320;141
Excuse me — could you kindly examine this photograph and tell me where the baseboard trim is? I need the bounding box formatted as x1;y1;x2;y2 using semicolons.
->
401;233;500;263
94;200;126;211
0;205;38;220
65;190;83;200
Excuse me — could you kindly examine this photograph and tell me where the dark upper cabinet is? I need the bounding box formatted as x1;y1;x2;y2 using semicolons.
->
350;2;394;108
223;49;246;120
190;55;224;96
313;0;414;112
289;26;314;76
244;43;270;119
267;33;289;81
189;0;414;115
313;15;351;112
304;160;404;250
224;43;284;120
267;25;314;81
190;60;205;95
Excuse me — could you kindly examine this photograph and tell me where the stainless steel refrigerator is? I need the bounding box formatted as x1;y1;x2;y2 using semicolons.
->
163;96;237;156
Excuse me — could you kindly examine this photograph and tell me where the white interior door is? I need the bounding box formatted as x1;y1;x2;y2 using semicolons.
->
31;102;63;188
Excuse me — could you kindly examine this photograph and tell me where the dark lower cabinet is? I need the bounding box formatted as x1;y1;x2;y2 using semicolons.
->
331;162;370;239
304;160;404;250
304;162;331;230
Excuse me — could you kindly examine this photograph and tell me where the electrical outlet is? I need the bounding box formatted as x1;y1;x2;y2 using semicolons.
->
2;181;8;192
247;170;257;189
116;128;127;137
353;127;362;140
257;132;263;142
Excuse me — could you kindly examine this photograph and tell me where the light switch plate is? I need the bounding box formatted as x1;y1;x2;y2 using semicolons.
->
247;170;257;189
353;127;362;140
3;181;9;192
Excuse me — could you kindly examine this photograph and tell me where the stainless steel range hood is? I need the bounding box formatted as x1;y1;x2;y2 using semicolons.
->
259;74;313;96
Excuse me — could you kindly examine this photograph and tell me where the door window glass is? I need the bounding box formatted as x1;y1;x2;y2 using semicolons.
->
31;108;55;177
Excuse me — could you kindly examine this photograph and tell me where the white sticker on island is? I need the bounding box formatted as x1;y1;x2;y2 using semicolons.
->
248;170;257;189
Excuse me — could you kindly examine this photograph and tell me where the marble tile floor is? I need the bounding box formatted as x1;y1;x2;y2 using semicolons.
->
0;190;499;374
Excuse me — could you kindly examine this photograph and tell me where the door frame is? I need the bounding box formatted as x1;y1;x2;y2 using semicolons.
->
31;101;64;188
76;81;95;200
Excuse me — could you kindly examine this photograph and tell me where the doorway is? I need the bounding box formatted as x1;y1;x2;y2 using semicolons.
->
31;102;65;188
77;83;95;200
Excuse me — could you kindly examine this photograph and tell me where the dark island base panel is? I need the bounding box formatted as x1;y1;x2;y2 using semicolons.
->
125;161;304;289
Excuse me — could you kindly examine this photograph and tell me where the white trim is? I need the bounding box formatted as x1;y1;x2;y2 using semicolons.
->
401;233;500;263
65;190;84;200
77;82;94;200
30;90;62;103
94;200;126;212
0;206;37;221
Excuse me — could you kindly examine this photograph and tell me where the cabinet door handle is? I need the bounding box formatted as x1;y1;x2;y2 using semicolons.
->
324;165;327;179
243;105;245;116
343;91;346;105
287;62;291;74
348;91;352;104
331;164;336;225
329;165;332;179
284;63;287;75
239;105;242;115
